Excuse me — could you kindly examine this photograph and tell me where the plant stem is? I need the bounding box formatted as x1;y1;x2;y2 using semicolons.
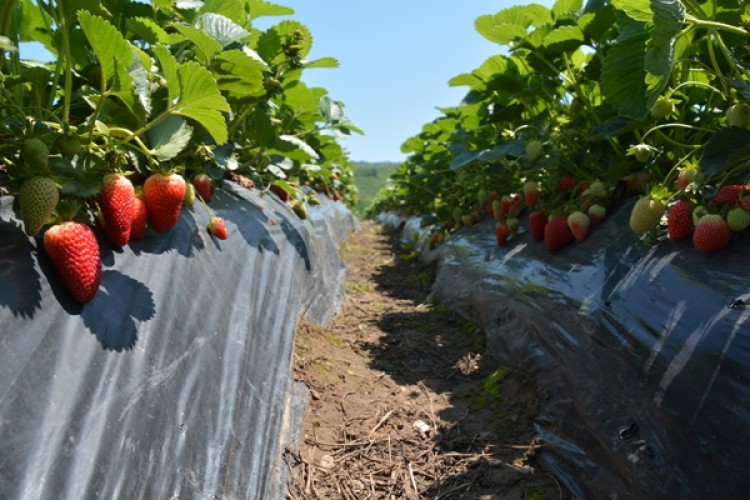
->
56;0;72;124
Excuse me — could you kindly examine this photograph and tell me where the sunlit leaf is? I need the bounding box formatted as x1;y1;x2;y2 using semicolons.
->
200;0;246;26
147;116;193;161
611;0;651;22
279;135;320;159
127;16;170;44
248;0;294;20
197;13;250;47
305;57;339;69
78;11;134;91
173;24;223;64
173;61;230;144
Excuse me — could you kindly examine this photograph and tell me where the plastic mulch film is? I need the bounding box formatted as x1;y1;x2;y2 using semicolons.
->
380;202;750;499
0;182;358;499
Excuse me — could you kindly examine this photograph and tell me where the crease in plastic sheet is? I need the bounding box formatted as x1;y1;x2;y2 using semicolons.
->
379;203;750;499
0;182;358;499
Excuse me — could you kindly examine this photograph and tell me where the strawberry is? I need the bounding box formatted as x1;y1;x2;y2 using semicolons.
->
712;185;745;208
523;181;539;209
292;199;308;220
98;174;135;247
20;138;50;170
43;221;101;303
183;182;196;206
270;183;290;202
143;172;186;233
588;204;606;226
54;133;81;158
629;195;665;235
666;200;693;241
495;222;511;246
525;140;542;162
692;214;731;252
567;211;590;241
544;215;574;252
726;103;750;129
650;95;676;119
506;215;519;237
192;174;213;202
742;194;750;211
499;195;511;218
477;189;489;208
558;175;576;192
676;167;700;191
508;193;523;215
589;180;607;199
207;216;228;240
529;210;547;242
491;199;502;221
19;176;59;236
130;194;147;241
727;207;750;232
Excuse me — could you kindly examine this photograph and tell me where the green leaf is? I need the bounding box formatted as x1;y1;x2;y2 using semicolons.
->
214;144;239;171
305;57;340;69
700;128;750;177
153;44;181;103
448;73;482;88
278;135;319;159
401;136;423;154
611;0;652;22
200;0;246;26
147;116;193;161
213;49;266;99
78;11;134;91
248;0;295;20
173;61;231;144
475;17;527;44
197;13;250;47
578;5;616;41
645;0;685;95
127;16;170;44
543;25;585;53
552;0;582;18
601;33;649;119
173;24;224;64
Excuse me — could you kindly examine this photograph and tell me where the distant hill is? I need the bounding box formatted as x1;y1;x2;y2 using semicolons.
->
352;161;400;216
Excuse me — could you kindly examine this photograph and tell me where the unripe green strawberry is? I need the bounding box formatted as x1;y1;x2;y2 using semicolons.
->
692;214;731;252
506;215;519;237
98;174;135;247
588;204;606;226
726;103;750;129
727;207;750;232
650;95;676;119
477;189;489;208
629;195;665;235
491;199;502;221
629;144;652;163
183;182;196;206
43;221;101;303
692;205;708;226
54;133;81;158
292;199;308;220
143;172;186;233
525;140;543;162
20;138;50;170
207;216;228;239
567;211;590;241
19;176;59;236
589;180;607;199
307;194;321;206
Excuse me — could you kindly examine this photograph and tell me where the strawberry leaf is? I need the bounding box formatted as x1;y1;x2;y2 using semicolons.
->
78;11;134;92
611;0;651;22
200;0;246;26
197;13;249;47
248;0;295;21
700;128;750;177
172;61;230;144
147;116;193;161
305;57;339;69
126;16;170;45
173;24;223;65
601;33;649;119
213;50;266;99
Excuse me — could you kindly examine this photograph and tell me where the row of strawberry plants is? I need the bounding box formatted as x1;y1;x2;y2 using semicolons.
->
0;0;361;303
369;0;750;255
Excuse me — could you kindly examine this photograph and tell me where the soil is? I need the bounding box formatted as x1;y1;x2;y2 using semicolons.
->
286;221;568;499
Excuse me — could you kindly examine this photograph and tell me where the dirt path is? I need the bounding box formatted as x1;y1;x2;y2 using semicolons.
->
287;221;566;499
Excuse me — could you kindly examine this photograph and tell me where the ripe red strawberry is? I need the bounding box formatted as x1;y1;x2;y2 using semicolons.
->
143;173;186;233
712;185;745;208
495;222;511;246
693;214;731;252
98;174;135;247
499;195;511;218
529;211;546;242
43;221;101;303
207;216;228;240
588;204;606;226
523;181;539;209
130;194;147;241
629;195;665;235
192;174;213;202
742;193;750;211
666;200;693;241
545;215;574;252
567;211;590;242
558;175;576;192
19;176;59;236
508;193;523;215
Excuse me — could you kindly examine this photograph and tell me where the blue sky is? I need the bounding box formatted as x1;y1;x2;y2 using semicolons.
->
20;1;555;163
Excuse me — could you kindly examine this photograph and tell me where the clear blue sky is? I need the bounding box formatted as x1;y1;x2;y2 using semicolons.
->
20;1;555;163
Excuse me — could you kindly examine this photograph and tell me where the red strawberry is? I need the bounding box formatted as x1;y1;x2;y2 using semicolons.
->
742;194;750;211
545;215;574;252
98;174;135;247
192;174;213;202
567;211;590;242
558;175;576;192
712;185;746;208
130;194;147;241
143;173;186;233
692;214;731;252
666;200;693;241
588;204;606;226
499;195;511;217
270;183;291;202
43;221;101;303
529;211;547;242
495;222;511;246
208;216;228;240
523;181;539;209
